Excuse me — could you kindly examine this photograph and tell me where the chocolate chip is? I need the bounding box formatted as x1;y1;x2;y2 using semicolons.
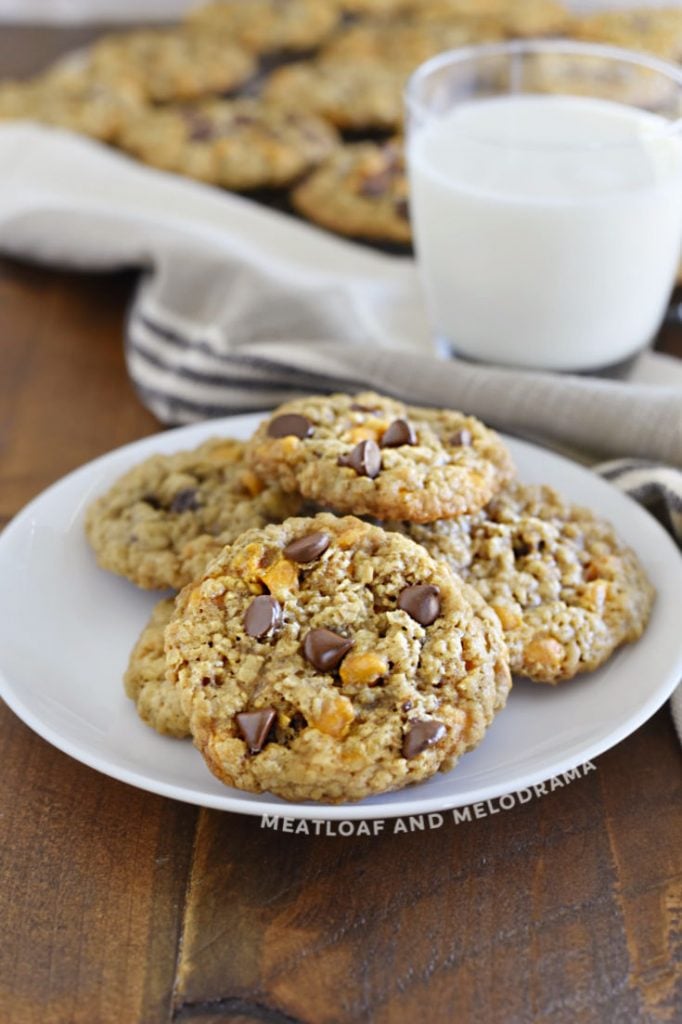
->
236;708;276;753
338;439;382;478
289;711;307;734
244;595;282;639
142;493;163;510
402;719;446;759
450;428;472;447
170;488;200;513
512;540;532;559
381;418;416;448
303;628;353;672
184;112;216;141
401;700;413;712
394;198;409;221
267;413;312;439
397;584;441;626
283;531;330;564
350;402;377;412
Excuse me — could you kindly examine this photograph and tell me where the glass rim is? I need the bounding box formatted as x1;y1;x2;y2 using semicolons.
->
405;39;682;147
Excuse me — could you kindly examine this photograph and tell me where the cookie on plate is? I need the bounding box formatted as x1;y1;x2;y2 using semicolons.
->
261;60;407;133
165;513;512;803
396;482;655;683
185;0;342;55
118;98;339;189
292;139;411;245
124;598;190;738
246;392;515;523
89;27;256;104
85;437;301;590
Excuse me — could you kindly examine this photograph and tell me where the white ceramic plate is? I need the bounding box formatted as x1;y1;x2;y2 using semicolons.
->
0;413;680;820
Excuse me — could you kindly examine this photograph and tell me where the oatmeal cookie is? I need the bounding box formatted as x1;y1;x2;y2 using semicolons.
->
0;62;144;142
522;51;677;108
261;60;407;133
165;513;511;803
185;0;341;55
320;19;497;74
339;0;419;13
396;482;654;683
89;27;256;104
124;598;191;738
85;437;301;590
417;0;571;38
572;7;682;61
339;0;568;33
118;98;339;189
245;392;515;523
292;139;411;244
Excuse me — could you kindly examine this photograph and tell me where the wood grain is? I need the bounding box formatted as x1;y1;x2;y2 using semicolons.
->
0;258;196;1024
0;261;158;525
0;711;197;1024
168;709;680;1024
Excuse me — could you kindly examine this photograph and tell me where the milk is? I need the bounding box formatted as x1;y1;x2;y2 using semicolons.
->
408;95;682;370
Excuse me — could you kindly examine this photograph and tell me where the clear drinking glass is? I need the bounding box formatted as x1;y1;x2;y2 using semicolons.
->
405;40;682;372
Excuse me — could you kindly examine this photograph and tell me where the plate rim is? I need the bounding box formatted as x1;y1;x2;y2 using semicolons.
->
0;412;680;821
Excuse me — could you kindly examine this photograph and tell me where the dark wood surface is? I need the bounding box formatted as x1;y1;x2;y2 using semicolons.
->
1;25;681;1024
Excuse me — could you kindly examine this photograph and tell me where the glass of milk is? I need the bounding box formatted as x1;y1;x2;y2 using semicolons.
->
405;41;682;372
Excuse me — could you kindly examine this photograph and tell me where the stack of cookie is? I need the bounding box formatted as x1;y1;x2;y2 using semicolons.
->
85;392;654;803
1;2;681;250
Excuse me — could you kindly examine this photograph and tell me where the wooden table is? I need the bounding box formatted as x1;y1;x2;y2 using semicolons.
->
1;26;681;1024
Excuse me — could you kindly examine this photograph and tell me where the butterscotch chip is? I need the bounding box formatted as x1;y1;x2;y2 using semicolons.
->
523;637;565;674
291;140;412;246
246;392;515;523
124;598;190;738
394;482;655;683
186;0;341;55
165;513;511;803
85;438;301;590
339;652;389;687
118;98;339;190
